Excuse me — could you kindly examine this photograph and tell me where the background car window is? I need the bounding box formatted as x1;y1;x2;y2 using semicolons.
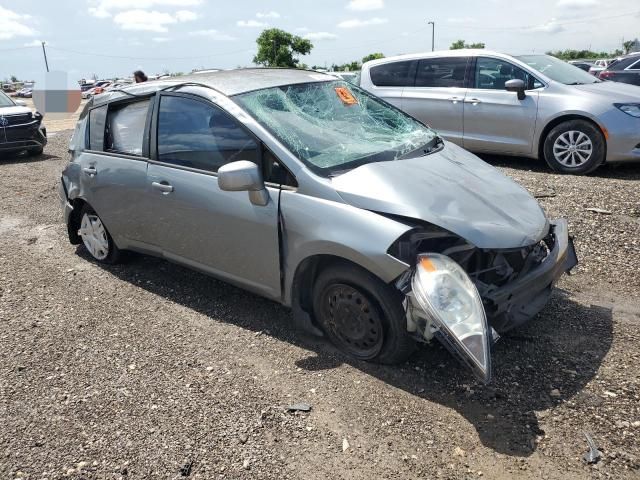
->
369;60;416;87
105;100;150;156
475;57;541;90
415;57;469;87
87;105;107;151
157;95;259;173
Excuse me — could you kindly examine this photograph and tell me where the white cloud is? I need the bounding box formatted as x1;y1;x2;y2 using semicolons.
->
256;11;280;19
24;39;45;47
189;29;237;41
447;17;477;23
152;37;170;42
237;19;268;28
346;0;384;11
530;18;565;34
88;0;202;17
0;6;37;40
304;32;338;41
175;10;198;21
337;17;388;28
557;0;597;8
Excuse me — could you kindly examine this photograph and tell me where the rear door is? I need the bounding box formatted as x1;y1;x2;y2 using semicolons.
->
366;60;416;109
78;97;154;247
462;57;540;154
146;92;282;299
401;56;469;145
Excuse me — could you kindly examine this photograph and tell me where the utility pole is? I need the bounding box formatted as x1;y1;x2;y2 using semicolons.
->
427;21;435;52
41;41;49;72
272;39;276;66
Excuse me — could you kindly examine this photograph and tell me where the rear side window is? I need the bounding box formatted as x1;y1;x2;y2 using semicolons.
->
415;57;469;88
157;95;259;173
105;99;150;156
370;60;416;87
87;105;107;151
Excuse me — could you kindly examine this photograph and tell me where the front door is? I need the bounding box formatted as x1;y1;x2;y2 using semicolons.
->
146;93;281;299
462;57;540;154
401;56;469;145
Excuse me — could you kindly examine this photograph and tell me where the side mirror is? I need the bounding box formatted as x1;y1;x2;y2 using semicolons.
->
218;160;269;206
505;79;526;100
15;100;26;106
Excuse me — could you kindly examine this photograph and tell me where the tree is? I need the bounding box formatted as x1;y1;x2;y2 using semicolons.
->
623;40;635;54
450;40;485;50
10;75;18;83
362;52;384;63
253;28;313;68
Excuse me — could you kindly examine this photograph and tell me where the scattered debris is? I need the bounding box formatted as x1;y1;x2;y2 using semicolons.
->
342;438;350;452
239;433;249;444
286;403;312;413
242;459;251;470
549;389;561;398
583;432;602;464
453;446;466;457
179;460;193;477
585;207;613;215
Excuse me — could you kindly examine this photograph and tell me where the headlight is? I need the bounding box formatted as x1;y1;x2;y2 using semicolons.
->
614;103;640;118
32;111;43;120
411;253;491;383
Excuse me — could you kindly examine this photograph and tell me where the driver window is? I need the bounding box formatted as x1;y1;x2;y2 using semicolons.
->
474;57;538;90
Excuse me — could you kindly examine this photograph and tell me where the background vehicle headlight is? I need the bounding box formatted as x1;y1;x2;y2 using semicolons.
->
411;253;491;383
614;103;640;118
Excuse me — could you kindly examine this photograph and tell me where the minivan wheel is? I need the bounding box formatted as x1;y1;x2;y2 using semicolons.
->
312;264;416;364
78;205;121;264
543;120;605;174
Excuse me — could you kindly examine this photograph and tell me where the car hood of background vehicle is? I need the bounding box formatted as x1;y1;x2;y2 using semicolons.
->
332;142;549;249
573;81;640;102
0;106;31;116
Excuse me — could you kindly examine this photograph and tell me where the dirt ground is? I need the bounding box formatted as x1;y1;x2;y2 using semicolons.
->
0;127;639;479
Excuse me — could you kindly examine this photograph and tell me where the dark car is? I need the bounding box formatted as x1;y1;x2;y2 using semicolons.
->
569;61;594;72
0;91;47;156
599;53;640;85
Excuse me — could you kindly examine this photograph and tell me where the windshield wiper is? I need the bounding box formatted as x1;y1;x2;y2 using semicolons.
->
398;135;443;160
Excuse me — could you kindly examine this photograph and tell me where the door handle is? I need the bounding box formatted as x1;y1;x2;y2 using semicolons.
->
151;181;174;194
465;98;482;105
82;166;97;176
448;96;461;104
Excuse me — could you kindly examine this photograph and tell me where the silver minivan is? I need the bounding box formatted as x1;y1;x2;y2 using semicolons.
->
360;50;640;174
59;69;577;382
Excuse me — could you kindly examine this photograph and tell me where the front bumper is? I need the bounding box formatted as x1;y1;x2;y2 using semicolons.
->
600;109;640;163
0;121;47;153
483;219;577;331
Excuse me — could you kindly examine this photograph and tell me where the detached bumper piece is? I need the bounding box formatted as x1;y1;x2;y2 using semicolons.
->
0;119;47;153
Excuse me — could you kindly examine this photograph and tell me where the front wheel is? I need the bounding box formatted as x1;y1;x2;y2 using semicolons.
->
78;205;121;264
543;120;605;174
312;263;416;364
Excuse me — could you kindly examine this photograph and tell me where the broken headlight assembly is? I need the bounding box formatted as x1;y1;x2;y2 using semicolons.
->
410;253;492;384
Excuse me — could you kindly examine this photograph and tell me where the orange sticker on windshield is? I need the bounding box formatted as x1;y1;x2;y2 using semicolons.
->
335;87;358;106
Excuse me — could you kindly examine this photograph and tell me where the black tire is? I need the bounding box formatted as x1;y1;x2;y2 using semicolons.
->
312;263;416;364
78;204;121;264
543;119;605;174
28;146;44;157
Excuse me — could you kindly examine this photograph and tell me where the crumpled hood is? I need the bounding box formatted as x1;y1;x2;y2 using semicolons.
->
572;81;640;102
332;142;548;249
0;105;32;116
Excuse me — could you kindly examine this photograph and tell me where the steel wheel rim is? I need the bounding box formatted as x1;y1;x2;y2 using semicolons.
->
321;284;384;359
553;130;593;167
78;213;109;260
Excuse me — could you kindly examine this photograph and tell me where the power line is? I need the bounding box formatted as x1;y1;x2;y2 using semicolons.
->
0;46;39;52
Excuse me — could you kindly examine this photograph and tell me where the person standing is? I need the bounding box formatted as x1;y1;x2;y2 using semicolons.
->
133;70;148;83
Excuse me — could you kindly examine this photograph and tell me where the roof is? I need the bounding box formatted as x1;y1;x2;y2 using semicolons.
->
362;49;506;68
94;68;335;104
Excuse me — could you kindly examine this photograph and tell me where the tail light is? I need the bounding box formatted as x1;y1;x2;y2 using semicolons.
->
599;71;614;80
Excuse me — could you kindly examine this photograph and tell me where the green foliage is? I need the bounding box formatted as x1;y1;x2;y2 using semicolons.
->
546;49;621;61
450;40;485;50
331;60;361;72
362;52;384;63
623;40;635;54
253;28;313;68
10;75;18;83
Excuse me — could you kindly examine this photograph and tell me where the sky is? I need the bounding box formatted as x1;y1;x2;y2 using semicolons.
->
1;0;639;81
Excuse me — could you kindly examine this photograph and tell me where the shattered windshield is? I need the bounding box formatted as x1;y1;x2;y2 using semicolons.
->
234;81;436;175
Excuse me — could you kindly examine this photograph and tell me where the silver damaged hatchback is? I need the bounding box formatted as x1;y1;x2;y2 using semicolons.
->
59;69;578;383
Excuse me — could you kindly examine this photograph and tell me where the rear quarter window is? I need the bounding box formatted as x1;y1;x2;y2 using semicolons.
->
105;99;150;156
369;60;416;87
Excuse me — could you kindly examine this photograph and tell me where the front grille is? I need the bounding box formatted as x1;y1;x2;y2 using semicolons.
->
2;113;33;126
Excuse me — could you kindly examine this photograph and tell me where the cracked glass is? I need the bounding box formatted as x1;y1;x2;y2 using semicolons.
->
235;81;436;175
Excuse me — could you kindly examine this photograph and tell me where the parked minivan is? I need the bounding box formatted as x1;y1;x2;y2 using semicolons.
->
360;50;640;174
59;69;577;382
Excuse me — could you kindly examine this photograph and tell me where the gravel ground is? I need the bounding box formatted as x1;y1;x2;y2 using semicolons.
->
0;131;639;479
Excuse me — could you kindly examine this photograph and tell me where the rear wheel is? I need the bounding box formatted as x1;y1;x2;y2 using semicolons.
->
28;146;44;156
78;205;121;264
543;120;605;174
312;263;416;364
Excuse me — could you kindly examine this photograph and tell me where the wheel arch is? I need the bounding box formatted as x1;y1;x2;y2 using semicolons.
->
67;197;88;245
537;114;608;162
